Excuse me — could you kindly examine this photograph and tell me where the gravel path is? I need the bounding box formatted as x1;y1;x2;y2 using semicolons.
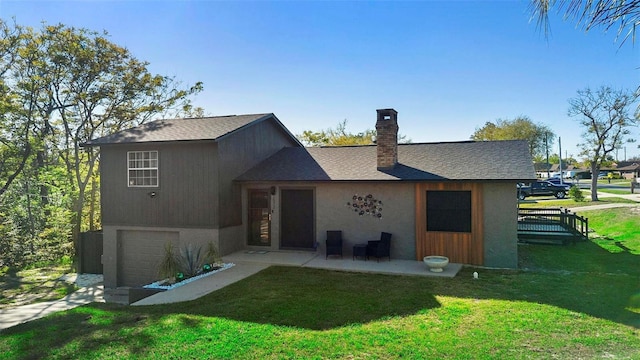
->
58;273;103;288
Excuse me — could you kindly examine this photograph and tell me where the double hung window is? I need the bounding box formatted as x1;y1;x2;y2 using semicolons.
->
127;151;158;187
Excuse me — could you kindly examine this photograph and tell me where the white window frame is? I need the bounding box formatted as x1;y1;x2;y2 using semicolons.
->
127;151;159;187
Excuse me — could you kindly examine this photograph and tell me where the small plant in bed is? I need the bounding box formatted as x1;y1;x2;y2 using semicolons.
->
147;242;233;290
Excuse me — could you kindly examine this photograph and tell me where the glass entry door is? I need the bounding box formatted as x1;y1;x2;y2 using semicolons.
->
248;189;271;246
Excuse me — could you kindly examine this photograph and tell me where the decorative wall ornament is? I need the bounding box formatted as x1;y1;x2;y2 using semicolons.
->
346;194;383;218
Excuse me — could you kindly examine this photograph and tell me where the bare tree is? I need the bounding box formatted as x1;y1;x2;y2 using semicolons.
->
569;86;638;200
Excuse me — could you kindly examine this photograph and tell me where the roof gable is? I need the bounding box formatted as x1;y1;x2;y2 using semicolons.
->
85;113;300;146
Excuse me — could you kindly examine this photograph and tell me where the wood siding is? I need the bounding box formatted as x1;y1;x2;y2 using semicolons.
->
415;182;484;265
216;120;299;227
100;116;299;229
101;142;219;228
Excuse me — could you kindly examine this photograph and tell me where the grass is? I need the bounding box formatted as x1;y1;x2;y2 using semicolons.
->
596;179;632;187
576;207;640;255
0;264;77;309
518;196;637;208
2;255;639;358
598;188;633;195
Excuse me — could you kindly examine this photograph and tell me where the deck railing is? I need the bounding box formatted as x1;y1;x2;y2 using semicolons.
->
518;208;588;242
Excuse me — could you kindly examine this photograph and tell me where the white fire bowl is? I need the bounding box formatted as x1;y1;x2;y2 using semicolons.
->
423;256;449;273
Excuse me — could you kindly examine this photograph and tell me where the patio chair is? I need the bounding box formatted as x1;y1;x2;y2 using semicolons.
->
366;232;391;262
325;230;343;259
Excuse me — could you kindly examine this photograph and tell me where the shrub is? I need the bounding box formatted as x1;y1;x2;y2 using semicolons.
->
569;185;585;202
158;241;221;282
205;241;222;265
177;244;208;278
158;242;178;280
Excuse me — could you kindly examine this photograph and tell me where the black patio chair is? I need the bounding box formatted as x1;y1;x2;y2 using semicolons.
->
325;230;343;259
366;232;391;262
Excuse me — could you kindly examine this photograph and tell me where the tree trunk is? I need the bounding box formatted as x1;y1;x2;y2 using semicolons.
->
24;179;35;256
36;151;51;217
590;163;599;201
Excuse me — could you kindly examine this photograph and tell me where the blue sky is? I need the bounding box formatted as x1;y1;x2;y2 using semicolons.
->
1;0;638;160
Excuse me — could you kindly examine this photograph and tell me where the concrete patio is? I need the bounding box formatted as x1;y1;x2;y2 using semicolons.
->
132;250;462;306
225;250;462;278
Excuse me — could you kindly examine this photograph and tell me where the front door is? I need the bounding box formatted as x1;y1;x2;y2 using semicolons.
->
248;189;271;246
280;189;315;249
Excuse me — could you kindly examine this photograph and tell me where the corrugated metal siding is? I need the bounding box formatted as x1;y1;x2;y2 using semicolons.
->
217;120;300;227
100;142;219;227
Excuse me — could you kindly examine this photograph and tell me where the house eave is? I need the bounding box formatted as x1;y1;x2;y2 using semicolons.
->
215;113;304;148
235;178;536;184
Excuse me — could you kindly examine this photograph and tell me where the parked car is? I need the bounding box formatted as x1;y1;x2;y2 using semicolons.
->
517;180;570;200
547;177;574;187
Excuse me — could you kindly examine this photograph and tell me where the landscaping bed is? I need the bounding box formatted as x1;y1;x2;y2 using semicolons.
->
144;262;234;290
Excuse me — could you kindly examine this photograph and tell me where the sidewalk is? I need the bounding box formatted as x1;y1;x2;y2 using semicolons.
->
591;192;640;202
565;191;640;212
0;283;104;331
132;252;462;306
0;253;462;329
131;262;269;306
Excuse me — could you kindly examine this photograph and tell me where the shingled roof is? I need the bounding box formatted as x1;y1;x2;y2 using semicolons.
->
236;140;536;182
84;113;287;145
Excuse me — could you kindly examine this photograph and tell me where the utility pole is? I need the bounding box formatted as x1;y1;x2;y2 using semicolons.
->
545;132;550;178
558;137;563;184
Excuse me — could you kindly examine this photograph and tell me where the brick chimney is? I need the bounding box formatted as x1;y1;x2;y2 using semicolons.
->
375;108;398;170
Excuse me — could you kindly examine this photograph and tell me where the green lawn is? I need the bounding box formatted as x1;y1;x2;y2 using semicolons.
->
1;218;639;359
576;207;640;255
598;188;633;195
597;179;632;187
518;196;637;208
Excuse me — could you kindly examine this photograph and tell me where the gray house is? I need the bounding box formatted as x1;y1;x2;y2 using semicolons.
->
86;108;536;299
85;113;302;290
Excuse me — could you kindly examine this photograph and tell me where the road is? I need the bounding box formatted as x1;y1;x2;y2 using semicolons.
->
521;189;640;212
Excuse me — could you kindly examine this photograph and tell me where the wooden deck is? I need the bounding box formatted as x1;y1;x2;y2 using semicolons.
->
517;208;588;245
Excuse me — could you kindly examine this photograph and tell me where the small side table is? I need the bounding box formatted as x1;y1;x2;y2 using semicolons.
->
353;244;367;261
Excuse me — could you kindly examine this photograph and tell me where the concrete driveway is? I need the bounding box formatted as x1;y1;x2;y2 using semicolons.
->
0;283;104;331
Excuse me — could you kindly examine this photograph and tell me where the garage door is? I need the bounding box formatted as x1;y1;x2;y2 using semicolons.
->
117;230;179;287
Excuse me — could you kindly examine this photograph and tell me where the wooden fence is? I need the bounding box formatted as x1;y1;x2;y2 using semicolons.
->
80;230;103;274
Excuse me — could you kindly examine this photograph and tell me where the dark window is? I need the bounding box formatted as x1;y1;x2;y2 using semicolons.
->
426;190;472;233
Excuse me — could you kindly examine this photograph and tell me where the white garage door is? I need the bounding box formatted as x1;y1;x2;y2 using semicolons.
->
117;230;179;287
